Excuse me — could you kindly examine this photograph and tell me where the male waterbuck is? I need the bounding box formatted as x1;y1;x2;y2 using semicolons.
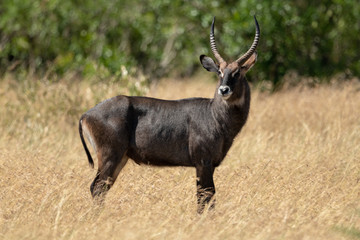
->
79;16;260;213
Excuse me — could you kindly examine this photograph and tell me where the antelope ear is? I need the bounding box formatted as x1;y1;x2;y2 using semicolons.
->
200;55;219;73
241;52;257;72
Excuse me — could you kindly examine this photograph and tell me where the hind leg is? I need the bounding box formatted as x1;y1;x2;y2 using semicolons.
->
90;148;128;199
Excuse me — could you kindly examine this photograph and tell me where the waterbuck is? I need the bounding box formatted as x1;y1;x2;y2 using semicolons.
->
79;16;260;213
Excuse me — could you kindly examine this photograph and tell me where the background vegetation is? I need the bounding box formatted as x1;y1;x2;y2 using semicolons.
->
0;0;359;87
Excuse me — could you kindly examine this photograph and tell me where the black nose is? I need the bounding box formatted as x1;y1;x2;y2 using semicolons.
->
219;86;230;95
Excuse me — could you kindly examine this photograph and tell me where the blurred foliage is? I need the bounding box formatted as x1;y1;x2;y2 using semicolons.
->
0;0;359;87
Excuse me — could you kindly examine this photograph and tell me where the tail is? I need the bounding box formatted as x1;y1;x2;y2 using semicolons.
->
79;117;94;168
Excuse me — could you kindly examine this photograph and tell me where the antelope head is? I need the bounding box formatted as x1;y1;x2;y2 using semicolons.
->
200;16;260;101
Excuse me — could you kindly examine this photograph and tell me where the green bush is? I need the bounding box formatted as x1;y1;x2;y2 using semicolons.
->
0;0;359;86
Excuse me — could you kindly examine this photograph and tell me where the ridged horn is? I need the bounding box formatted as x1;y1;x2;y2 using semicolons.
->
236;15;260;66
210;17;225;64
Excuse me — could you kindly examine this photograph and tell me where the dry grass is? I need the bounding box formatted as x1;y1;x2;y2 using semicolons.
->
0;75;359;240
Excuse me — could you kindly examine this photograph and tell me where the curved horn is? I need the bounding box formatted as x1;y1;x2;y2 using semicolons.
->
210;17;225;64
236;15;260;66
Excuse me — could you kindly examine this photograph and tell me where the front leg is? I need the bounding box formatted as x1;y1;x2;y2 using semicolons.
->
196;162;215;214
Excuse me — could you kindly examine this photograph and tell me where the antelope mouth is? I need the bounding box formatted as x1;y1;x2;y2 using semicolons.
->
218;92;232;100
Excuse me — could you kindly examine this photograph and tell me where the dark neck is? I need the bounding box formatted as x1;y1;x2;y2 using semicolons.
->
211;80;251;138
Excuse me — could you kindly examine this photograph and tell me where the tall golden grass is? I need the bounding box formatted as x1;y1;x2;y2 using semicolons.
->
0;75;359;240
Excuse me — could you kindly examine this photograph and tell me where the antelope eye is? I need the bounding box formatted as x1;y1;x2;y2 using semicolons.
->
232;69;240;77
218;70;224;77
